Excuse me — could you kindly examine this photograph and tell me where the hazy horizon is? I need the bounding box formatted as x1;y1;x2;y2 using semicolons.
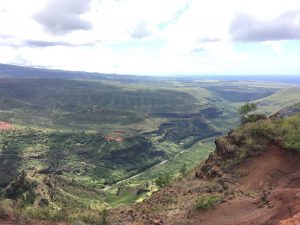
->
1;63;300;85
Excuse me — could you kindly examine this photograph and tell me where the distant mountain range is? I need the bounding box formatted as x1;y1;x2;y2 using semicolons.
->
0;63;299;84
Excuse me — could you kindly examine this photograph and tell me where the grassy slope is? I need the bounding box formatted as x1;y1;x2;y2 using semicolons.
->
0;78;199;131
255;87;300;115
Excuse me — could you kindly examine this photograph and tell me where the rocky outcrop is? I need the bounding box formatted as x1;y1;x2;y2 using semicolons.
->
195;129;250;179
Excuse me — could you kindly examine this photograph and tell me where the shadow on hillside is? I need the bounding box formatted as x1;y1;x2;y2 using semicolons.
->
0;149;23;189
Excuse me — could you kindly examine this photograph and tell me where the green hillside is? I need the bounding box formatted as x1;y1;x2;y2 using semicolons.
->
255;87;300;115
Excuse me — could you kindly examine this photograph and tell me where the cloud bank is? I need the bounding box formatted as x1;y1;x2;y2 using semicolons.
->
34;0;92;35
25;40;94;47
230;11;300;42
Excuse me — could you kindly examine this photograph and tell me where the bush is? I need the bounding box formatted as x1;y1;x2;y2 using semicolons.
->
194;194;222;210
239;114;300;151
284;131;300;150
155;173;172;188
246;114;266;123
281;115;300;150
179;163;188;176
101;208;107;225
239;103;258;124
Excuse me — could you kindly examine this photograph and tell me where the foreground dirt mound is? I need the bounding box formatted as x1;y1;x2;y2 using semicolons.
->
107;141;300;225
238;144;300;190
279;213;300;225
189;144;300;225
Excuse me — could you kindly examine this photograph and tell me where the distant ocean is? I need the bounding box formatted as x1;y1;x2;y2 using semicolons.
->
179;75;300;85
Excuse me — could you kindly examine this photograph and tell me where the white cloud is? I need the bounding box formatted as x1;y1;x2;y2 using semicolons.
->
34;0;93;34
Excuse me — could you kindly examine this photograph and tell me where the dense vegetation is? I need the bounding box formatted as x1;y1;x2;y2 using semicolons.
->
194;194;223;211
0;129;163;188
239;114;300;151
206;113;300;174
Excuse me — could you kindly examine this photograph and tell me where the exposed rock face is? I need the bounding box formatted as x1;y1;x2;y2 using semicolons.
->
214;130;247;157
195;129;249;180
215;137;238;158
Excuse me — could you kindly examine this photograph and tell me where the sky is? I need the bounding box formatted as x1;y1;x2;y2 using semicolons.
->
0;0;300;76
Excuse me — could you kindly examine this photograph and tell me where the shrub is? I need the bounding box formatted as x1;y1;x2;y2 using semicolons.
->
155;173;172;188
282;115;300;150
246;114;267;123
284;131;300;150
101;208;107;225
239;103;257;124
179;163;188;176
194;194;222;210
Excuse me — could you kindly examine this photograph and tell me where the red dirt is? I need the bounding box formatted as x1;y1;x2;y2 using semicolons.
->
238;144;300;190
0;121;12;130
188;144;300;225
105;136;125;142
190;197;272;225
279;213;300;225
0;217;69;225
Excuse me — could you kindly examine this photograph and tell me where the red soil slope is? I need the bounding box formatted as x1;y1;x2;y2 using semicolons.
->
189;144;300;225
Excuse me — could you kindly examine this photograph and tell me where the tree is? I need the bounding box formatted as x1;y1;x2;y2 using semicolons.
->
239;103;257;117
239;103;258;124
